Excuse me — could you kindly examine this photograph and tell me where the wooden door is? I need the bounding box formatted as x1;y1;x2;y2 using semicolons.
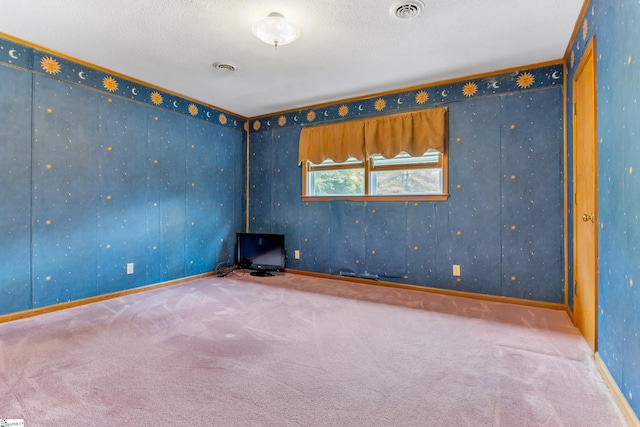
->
573;39;598;351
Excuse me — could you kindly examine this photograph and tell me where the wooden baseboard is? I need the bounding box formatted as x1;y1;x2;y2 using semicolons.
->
0;268;568;325
286;269;567;311
0;272;214;325
595;352;640;427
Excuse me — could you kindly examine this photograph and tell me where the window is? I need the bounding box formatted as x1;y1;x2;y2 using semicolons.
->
306;158;365;196
303;150;447;200
370;151;443;195
299;108;449;201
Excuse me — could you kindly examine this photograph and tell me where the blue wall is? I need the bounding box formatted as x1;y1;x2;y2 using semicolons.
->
566;0;640;417
0;38;246;315
248;65;566;304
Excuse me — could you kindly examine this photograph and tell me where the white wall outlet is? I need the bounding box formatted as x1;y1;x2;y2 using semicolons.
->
453;264;461;276
294;250;300;260
126;263;134;275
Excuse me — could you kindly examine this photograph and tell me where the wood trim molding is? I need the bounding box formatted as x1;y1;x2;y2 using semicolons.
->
0;268;568;324
0;31;245;119
0;272;214;325
253;59;565;120
595;352;640;427
286;269;566;311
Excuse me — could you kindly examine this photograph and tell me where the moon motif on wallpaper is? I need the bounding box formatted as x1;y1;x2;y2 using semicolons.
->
78;71;87;80
173;101;179;108
397;98;403;104
131;88;138;95
206;111;211;118
267;120;271;126
294;116;299;122
358;105;363;111
441;90;449;97
234;120;238;125
8;49;19;59
552;71;561;79
491;81;500;89
324;111;329;117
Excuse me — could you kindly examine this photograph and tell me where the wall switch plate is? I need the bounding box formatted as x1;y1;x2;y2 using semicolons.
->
453;264;460;276
127;263;134;275
294;250;300;260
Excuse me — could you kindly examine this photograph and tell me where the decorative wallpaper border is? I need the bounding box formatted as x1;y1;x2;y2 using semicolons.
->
0;35;246;131
0;33;564;134
567;0;605;71
250;63;564;133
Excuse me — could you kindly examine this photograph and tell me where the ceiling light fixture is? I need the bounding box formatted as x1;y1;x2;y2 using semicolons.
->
252;12;299;48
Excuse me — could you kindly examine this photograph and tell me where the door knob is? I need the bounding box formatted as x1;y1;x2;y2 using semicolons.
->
582;213;595;223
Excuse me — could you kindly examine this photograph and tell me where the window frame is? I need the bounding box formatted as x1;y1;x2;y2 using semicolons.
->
302;150;449;202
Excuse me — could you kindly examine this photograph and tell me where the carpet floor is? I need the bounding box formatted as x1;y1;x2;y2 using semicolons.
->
0;272;628;426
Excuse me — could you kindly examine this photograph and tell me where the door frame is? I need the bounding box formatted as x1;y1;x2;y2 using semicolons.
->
572;37;598;351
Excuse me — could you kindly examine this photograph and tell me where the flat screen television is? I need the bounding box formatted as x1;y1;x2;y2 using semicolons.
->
236;232;285;277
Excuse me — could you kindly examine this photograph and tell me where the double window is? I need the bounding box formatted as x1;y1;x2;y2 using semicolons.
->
299;108;448;201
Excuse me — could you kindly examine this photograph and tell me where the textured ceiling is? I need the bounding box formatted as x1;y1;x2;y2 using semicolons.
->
0;0;584;118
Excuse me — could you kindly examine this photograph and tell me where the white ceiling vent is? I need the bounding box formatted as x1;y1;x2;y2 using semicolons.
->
212;62;237;72
391;0;425;19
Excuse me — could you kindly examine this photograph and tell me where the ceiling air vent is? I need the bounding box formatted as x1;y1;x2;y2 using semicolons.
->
391;0;424;19
212;62;237;72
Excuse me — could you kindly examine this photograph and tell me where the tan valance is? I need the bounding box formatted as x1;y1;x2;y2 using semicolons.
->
364;108;448;158
298;107;448;164
298;120;366;164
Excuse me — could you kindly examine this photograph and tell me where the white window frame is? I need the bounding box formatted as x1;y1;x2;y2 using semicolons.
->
303;150;448;202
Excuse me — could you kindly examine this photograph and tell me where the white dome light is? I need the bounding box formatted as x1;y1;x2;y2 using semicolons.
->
252;12;300;47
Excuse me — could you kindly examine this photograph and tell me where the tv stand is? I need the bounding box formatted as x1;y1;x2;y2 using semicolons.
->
250;269;274;277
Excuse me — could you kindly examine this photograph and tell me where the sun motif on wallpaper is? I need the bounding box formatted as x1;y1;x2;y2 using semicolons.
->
253;120;261;131
244;121;249;132
374;98;386;111
188;103;198;116
462;82;478;97
278;115;287;126
150;91;163;106
338;105;349;117
583;19;589;40
516;72;535;88
415;90;429;104
102;76;118;92
40;56;61;75
306;110;316;122
219;113;227;125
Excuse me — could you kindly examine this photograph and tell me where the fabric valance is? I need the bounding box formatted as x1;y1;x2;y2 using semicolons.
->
298;107;448;164
298;120;366;164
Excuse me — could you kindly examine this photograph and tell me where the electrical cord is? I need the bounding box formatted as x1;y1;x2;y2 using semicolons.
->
215;261;237;277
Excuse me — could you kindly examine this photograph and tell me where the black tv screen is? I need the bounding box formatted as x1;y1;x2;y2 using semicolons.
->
236;232;285;276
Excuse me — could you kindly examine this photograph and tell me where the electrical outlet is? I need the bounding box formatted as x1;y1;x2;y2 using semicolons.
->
453;264;460;276
294;250;300;260
126;263;134;275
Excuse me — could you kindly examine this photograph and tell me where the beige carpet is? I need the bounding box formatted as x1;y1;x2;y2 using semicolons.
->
0;272;628;426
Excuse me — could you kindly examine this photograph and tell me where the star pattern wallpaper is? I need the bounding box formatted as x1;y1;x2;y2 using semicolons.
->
0;38;245;131
0;38;245;312
248;65;565;304
565;0;640;416
250;64;563;133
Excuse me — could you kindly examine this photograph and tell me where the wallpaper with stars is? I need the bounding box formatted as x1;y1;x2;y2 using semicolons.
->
565;0;640;417
248;64;565;304
0;39;245;314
